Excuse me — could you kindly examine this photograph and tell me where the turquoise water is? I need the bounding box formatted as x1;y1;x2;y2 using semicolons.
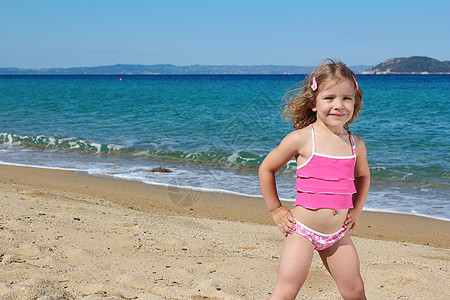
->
0;75;449;220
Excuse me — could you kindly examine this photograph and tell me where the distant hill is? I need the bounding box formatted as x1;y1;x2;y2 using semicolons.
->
0;63;372;75
362;56;450;74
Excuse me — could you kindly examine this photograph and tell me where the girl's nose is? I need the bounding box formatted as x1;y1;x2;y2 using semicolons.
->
333;99;344;109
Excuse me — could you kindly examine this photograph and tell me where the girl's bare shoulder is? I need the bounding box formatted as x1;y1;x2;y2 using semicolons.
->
279;126;311;154
352;133;367;154
284;126;310;143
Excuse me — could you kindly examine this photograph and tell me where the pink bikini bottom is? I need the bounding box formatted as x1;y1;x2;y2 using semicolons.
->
293;218;348;250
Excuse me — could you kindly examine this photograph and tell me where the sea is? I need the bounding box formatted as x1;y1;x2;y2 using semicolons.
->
0;74;449;221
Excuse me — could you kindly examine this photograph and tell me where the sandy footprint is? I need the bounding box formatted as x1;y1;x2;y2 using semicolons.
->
18;243;43;257
0;278;71;299
195;278;241;300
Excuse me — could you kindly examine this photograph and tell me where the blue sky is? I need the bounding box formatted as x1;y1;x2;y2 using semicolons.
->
1;0;449;68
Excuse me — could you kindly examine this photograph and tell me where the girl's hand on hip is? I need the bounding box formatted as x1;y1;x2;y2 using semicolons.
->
271;206;295;236
344;208;362;231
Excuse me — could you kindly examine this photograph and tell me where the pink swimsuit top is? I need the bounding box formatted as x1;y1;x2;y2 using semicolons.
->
294;125;356;210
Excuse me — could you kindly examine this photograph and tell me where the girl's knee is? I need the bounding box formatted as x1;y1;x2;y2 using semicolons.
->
339;280;366;300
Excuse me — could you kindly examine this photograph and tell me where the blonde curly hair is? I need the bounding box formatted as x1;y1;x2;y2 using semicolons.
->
282;58;363;130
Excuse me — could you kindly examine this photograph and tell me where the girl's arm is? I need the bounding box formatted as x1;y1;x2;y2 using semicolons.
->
259;131;303;236
345;135;371;230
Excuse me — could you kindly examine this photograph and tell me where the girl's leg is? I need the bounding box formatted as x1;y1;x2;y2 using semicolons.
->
318;234;366;300
270;233;315;300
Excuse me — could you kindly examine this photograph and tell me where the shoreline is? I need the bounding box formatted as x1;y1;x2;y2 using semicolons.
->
0;163;448;248
1;163;449;298
0;158;448;222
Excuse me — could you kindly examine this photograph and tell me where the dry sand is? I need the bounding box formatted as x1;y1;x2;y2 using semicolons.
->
0;164;449;299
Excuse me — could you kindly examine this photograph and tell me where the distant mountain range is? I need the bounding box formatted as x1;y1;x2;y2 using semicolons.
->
362;56;450;74
1;56;448;75
0;64;371;75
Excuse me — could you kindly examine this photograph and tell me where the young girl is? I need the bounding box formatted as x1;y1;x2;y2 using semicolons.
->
259;59;370;299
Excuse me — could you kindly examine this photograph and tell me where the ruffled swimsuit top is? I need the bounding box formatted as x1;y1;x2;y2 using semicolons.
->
294;124;356;210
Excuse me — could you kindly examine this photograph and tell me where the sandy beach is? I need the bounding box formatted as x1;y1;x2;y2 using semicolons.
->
0;164;449;299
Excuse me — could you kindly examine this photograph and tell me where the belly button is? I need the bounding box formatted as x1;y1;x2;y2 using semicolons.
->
333;210;338;216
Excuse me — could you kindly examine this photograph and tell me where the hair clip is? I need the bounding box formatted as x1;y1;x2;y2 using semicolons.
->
353;75;359;90
311;77;318;91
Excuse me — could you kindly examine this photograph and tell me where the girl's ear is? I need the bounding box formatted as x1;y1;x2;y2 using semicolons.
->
310;97;317;112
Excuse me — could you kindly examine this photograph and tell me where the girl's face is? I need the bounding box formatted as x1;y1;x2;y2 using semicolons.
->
312;78;355;130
